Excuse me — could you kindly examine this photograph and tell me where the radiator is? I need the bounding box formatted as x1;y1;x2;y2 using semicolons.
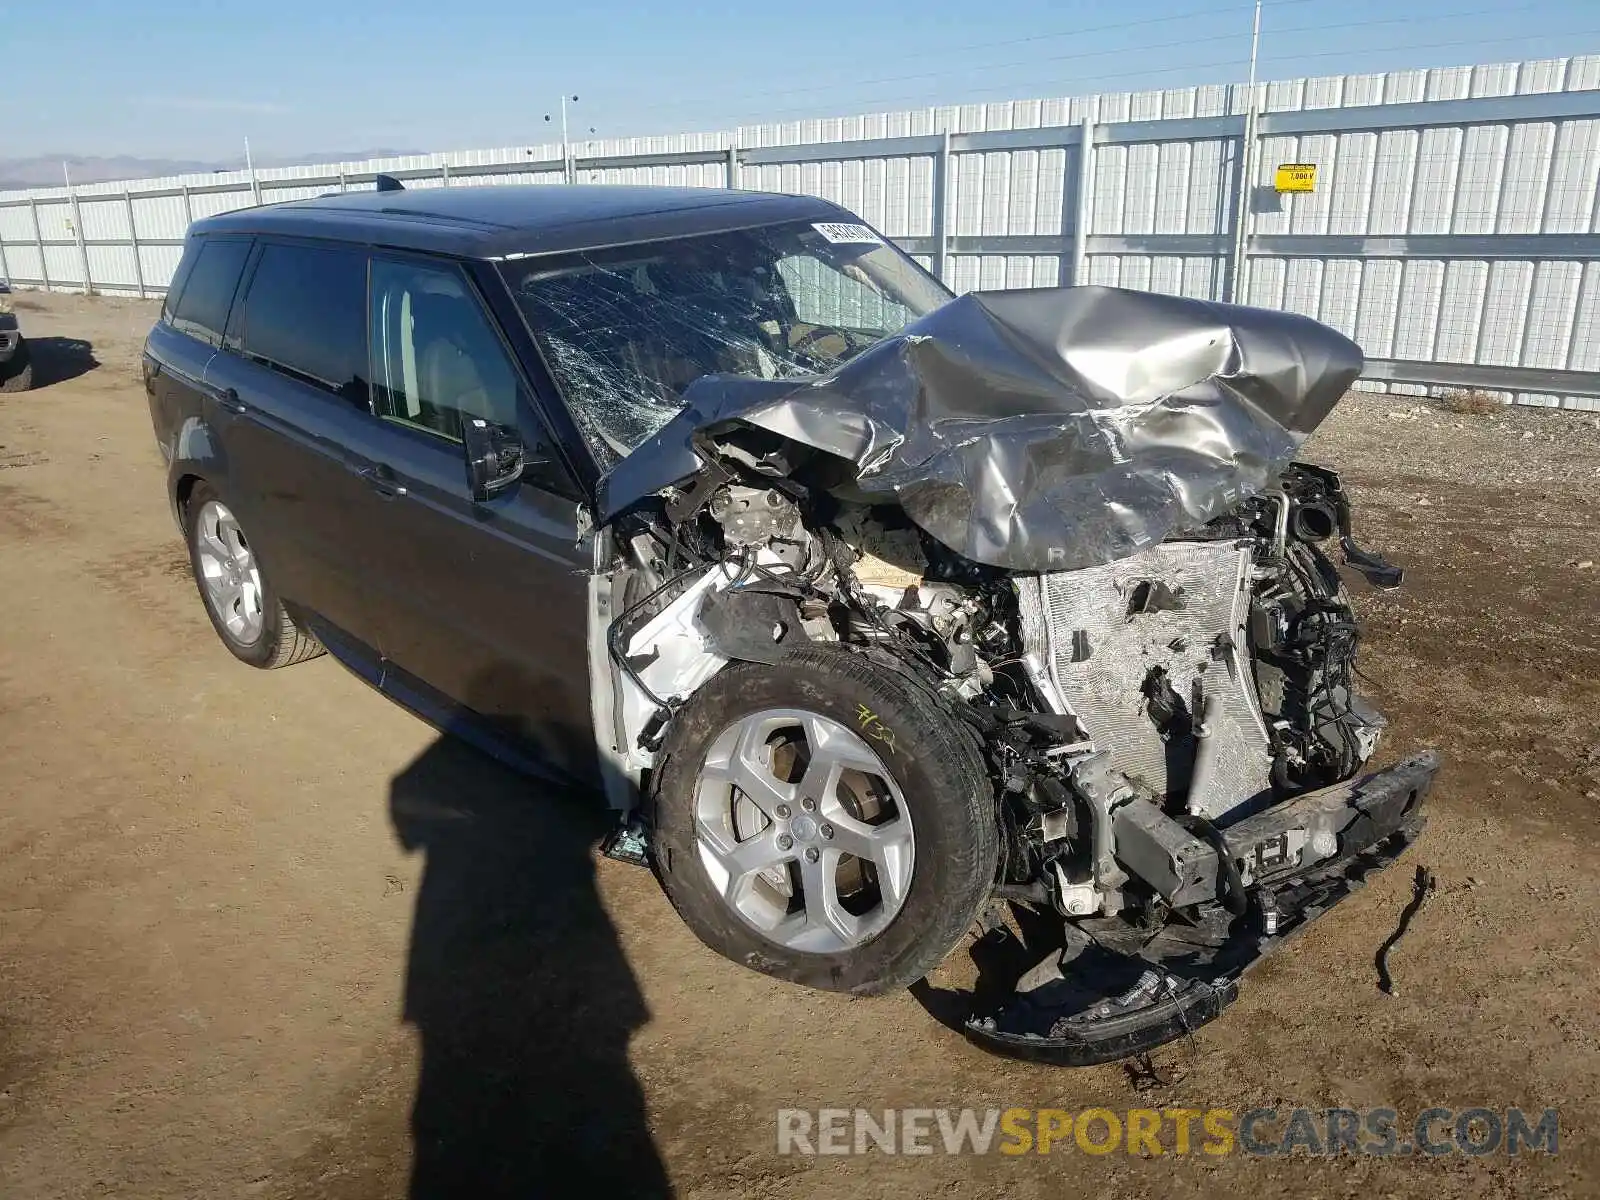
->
1015;540;1274;821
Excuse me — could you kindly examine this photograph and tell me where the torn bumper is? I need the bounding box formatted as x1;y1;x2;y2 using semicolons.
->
964;751;1438;1066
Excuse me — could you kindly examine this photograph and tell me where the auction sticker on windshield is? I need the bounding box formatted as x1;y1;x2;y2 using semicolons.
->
812;222;883;245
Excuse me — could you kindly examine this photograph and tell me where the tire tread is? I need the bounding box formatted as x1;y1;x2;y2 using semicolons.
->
259;603;326;669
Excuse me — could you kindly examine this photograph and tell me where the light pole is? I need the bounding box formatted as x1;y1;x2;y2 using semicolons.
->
1228;0;1263;304
545;95;579;183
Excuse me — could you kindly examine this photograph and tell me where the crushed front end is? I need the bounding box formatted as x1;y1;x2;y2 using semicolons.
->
963;468;1436;1063
589;284;1437;1061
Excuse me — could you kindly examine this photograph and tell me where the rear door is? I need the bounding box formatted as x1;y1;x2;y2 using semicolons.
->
201;239;390;652
356;253;596;781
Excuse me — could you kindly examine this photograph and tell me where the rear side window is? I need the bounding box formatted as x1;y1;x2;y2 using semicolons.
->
170;239;250;347
237;242;369;407
162;242;203;323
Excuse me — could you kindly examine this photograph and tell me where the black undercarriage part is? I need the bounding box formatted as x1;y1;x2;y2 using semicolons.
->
959;751;1436;1065
1285;462;1403;589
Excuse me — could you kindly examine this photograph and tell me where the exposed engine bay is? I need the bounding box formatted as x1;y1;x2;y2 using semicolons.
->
600;461;1397;889
588;286;1437;1063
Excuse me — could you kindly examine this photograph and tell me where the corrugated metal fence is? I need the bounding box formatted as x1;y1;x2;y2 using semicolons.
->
3;54;1599;410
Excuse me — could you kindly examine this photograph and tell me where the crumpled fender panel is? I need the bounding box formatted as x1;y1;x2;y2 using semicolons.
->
599;285;1362;572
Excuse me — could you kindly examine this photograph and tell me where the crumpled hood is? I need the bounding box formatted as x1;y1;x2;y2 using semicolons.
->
599;285;1363;571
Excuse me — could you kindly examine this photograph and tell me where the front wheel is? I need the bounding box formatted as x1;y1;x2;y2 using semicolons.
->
184;482;324;669
0;339;32;392
650;646;998;995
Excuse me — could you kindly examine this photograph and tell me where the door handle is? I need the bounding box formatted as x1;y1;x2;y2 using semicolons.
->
357;463;408;499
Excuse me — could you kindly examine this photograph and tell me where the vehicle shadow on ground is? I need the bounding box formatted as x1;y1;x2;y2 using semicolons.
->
27;337;99;387
908;902;1063;1033
389;729;672;1199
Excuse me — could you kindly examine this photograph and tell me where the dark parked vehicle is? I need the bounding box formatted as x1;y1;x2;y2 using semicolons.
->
144;184;1436;1063
0;280;31;391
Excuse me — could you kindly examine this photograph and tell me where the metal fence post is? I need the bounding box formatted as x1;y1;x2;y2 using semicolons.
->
726;144;740;189
441;161;451;187
338;168;347;194
28;197;49;291
1067;116;1095;287
67;185;92;294
1227;88;1259;305
249;163;263;207
124;190;146;299
932;129;951;285
0;226;10;286
180;183;194;229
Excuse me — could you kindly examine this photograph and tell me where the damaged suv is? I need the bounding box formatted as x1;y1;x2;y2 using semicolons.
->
145;184;1437;1063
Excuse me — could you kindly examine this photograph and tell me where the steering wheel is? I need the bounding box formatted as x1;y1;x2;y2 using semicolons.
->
787;323;856;368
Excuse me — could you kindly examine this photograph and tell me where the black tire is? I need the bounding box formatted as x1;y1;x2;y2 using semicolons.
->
184;481;324;669
650;646;998;995
0;340;31;392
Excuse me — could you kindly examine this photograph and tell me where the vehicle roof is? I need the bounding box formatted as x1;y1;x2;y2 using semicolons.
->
189;184;852;259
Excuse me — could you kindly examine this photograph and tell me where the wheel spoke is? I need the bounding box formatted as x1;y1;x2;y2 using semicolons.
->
820;808;915;906
199;526;230;566
722;719;799;816
816;805;879;858
219;521;249;563
802;712;888;778
238;578;263;622
701;827;789;899
220;582;245;630
870;820;916;906
798;850;859;945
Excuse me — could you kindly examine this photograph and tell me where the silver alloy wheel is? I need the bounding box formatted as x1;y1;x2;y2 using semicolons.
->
194;499;265;645
693;708;915;953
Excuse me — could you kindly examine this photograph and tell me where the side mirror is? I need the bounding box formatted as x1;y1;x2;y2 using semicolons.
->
462;417;525;502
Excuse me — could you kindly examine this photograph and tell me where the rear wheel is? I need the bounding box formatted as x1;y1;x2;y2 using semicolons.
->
184;482;323;669
650;646;998;995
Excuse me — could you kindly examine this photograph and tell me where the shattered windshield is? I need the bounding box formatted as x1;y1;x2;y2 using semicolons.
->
500;219;951;463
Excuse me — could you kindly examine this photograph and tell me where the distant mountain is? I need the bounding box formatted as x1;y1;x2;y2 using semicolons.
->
0;150;423;190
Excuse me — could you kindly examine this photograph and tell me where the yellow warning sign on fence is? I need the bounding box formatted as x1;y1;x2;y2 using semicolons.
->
1274;163;1318;193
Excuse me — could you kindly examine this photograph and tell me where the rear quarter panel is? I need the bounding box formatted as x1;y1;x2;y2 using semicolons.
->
144;319;223;529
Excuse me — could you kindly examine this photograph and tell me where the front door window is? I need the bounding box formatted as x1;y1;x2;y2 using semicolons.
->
369;259;521;442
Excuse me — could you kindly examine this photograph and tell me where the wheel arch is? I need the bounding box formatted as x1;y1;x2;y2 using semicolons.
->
174;472;206;533
165;413;230;533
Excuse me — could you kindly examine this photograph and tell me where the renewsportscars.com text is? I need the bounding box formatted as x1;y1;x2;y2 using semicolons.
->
776;1106;1559;1157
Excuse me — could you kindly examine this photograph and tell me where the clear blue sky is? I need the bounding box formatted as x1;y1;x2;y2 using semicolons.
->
12;0;1600;160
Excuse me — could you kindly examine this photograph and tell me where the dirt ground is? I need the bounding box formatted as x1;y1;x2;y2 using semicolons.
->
1;290;1597;1199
